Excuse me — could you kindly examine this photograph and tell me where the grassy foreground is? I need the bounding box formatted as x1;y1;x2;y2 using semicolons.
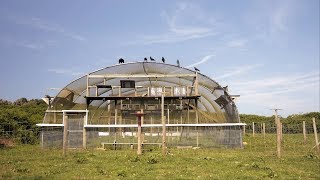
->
0;143;319;179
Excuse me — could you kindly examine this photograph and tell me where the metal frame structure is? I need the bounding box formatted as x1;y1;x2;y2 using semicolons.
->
37;62;243;150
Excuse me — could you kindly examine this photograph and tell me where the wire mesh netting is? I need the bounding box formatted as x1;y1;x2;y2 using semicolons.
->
243;120;320;156
40;124;244;149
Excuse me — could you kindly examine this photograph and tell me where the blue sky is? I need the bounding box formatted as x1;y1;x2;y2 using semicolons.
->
0;0;319;116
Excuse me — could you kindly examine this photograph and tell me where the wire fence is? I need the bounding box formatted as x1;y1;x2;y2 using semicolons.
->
243;119;320;157
1;118;319;157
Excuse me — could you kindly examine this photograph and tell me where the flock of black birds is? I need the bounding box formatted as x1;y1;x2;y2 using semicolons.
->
118;57;200;72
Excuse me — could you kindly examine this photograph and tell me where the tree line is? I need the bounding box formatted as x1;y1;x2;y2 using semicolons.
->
0;98;319;144
0;98;47;144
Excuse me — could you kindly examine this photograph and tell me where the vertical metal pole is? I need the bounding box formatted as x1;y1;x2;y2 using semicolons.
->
303;121;307;144
161;93;167;155
312;117;319;152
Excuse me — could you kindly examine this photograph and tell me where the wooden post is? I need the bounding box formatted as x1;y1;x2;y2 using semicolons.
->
263;123;266;137
303;121;307;144
83;114;87;149
195;99;199;124
276;115;281;158
161;93;167;155
53;111;57;123
131;111;146;155
137;115;142;155
141;108;144;125
114;107;118;125
252;122;255;137
271;109;282;158
195;72;199;95
196;131;199;147
86;74;89;97
280;122;283;141
151;117;153;134
243;125;246;135
167;109;170;124
312;117;319;152
63;114;68;156
187;107;190;124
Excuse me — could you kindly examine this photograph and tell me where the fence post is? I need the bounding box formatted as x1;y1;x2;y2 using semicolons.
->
63;114;68;156
303;121;306;144
262;123;265;137
312;117;319;152
252;122;255;137
243;125;246;135
280;122;283;142
276;120;281;158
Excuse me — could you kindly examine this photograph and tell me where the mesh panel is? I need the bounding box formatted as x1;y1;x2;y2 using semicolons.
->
41;127;63;148
86;125;243;149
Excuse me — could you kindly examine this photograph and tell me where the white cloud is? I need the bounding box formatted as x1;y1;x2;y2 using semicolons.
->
270;2;290;34
128;2;218;45
234;71;319;92
48;68;82;76
185;54;215;68
215;64;263;80
11;16;86;41
17;42;44;50
226;39;248;48
230;70;320;116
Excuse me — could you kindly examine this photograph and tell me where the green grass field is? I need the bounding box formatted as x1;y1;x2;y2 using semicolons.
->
0;134;319;179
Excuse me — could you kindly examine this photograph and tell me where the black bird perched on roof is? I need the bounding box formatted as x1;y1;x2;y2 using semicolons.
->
144;57;148;62
177;59;180;67
162;57;165;63
223;85;229;92
118;58;124;64
150;56;155;61
194;67;200;72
